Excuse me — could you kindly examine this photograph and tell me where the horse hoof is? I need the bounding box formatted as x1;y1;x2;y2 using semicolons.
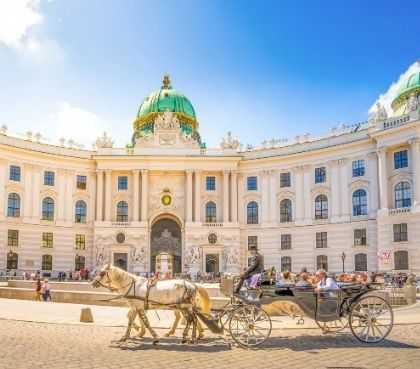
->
181;338;188;344
119;337;128;342
153;339;159;345
164;332;173;337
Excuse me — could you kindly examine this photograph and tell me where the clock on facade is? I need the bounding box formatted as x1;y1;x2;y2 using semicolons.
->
161;194;172;206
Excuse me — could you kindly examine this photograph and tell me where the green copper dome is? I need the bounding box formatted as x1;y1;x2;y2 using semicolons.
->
392;71;420;112
134;75;198;131
132;75;202;145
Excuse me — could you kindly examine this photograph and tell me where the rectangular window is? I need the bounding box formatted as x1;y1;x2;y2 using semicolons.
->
76;175;87;190
9;165;21;181
394;150;408;169
354;228;367;246
316;232;328;248
247;176;258;191
393;223;408;242
280;172;291;188
352;160;365;177
314;167;326;184
75;234;86;250
42;232;54;248
44;171;55;186
281;234;292;250
206;176;216;191
118;176;128;191
248;236;258;250
8;230;19;247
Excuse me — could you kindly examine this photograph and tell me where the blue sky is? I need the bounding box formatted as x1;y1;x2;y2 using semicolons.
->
0;0;419;149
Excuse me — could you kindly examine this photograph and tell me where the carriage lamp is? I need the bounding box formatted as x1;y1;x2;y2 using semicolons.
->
341;252;346;273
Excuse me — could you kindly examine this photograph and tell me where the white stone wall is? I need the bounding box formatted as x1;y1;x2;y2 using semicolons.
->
1;111;420;275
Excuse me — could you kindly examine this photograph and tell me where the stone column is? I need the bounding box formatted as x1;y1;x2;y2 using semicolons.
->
339;159;350;219
96;170;103;221
23;165;32;220
303;166;312;223
269;170;277;223
141;169;149;222
132;170;140;222
367;152;379;216
409;138;420;210
223;170;230;223
330;160;340;221
261;170;270;223
186;170;193;222
294;166;304;223
0;161;5;218
104;170;112;221
230;170;238;223
194;170;201;222
31;166;41;220
377;148;389;210
65;171;74;222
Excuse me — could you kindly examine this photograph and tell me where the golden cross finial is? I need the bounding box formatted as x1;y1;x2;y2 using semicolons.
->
162;74;171;88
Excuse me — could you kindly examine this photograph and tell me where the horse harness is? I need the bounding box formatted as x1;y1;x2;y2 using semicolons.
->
97;271;195;309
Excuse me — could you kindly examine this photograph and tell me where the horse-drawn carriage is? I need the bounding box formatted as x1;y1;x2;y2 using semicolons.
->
216;276;394;348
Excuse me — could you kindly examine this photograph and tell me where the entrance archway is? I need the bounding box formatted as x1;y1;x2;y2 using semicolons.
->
151;217;182;274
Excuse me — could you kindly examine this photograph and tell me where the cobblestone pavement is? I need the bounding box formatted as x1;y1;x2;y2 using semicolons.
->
0;320;419;369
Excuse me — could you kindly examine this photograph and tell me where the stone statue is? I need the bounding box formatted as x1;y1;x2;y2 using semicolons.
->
131;247;146;266
155;111;180;130
224;247;239;266
220;131;240;150
375;102;388;121
185;245;200;265
95;132;114;149
408;93;419;112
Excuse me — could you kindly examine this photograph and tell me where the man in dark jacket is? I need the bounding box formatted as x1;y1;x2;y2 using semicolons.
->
234;245;264;294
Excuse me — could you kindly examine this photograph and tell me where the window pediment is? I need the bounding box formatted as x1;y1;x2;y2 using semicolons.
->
349;179;369;191
311;184;330;196
276;189;295;200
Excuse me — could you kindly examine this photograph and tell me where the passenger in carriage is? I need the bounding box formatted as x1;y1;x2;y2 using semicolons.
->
315;269;339;292
295;272;313;288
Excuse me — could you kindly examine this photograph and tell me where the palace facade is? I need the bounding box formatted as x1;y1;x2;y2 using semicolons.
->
1;72;420;276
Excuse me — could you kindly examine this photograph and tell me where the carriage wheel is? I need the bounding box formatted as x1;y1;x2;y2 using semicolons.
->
316;316;349;333
349;295;393;343
228;305;272;348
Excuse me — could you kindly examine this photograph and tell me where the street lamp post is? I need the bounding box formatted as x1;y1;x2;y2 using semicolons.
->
341;252;346;273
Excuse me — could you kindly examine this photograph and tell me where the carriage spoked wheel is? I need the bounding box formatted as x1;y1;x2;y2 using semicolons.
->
228;305;272;348
316;316;349;333
349;295;393;343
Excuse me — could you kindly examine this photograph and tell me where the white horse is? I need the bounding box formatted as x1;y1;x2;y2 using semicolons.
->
92;264;211;343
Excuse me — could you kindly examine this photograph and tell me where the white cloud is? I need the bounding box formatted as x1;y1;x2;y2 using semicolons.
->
0;0;43;48
0;0;63;63
369;60;420;114
51;102;112;148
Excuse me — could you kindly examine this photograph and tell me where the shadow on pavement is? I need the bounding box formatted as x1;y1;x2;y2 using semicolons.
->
260;332;419;351
110;336;232;352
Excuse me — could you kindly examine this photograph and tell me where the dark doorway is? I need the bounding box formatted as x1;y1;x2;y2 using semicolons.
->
151;218;182;274
113;253;128;271
205;254;219;273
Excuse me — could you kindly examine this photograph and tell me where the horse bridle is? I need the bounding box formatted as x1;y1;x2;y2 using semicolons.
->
95;270;136;297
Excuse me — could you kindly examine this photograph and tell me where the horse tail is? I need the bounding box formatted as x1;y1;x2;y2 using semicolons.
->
196;285;211;315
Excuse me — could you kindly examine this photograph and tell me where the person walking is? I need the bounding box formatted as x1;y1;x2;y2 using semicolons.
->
41;279;51;301
35;278;42;301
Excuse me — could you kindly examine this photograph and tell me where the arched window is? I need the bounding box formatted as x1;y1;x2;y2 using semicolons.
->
7;252;18;270
116;201;128;222
352;189;368;216
7;193;20;217
247;201;259;224
280;199;293;223
315;194;328;220
394;250;409;270
395;182;411;208
205;201;217;223
354;253;367;271
75;255;86;271
75;200;87;223
42;254;53;271
281;256;292;272
316;255;328;271
42;197;55;221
